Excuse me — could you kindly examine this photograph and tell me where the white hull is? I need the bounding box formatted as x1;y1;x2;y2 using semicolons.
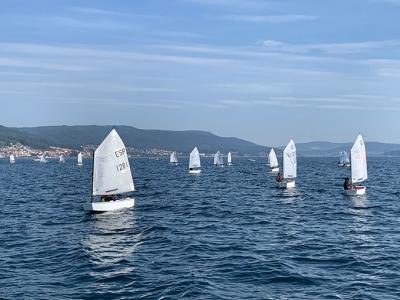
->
345;186;366;196
84;197;135;213
78;163;83;166
271;167;279;173
227;163;232;166
10;161;15;164
189;169;201;174
276;180;296;189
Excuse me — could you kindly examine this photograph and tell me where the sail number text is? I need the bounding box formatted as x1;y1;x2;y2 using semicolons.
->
115;148;126;158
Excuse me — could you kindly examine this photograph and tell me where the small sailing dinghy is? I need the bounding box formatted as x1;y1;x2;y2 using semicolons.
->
345;134;367;196
10;154;15;164
268;148;279;173
189;147;201;174
213;151;224;166
227;152;232;166
59;155;65;163
84;129;135;213
170;151;178;165
39;154;48;163
276;140;297;189
77;152;83;166
338;151;350;167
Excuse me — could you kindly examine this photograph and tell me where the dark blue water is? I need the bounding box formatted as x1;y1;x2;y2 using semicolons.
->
1;157;400;299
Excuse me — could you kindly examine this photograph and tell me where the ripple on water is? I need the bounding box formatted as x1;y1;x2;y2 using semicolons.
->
1;157;400;299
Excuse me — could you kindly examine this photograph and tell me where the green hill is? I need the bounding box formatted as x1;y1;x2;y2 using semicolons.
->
11;125;268;154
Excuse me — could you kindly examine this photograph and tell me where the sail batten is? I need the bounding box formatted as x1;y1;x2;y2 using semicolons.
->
269;148;279;168
283;140;297;179
92;129;135;196
350;135;368;184
189;147;201;169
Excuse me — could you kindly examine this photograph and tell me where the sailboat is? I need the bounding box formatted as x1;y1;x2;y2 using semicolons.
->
84;129;135;212
189;147;201;174
59;155;65;163
276;139;297;189
213;151;224;166
338;151;350;167
345;134;368;196
39;154;48;163
169;151;178;165
77;152;83;166
10;154;15;164
268;148;279;173
227;152;232;166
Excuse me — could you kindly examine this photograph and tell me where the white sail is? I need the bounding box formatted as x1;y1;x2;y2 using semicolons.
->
10;154;15;163
170;151;178;163
59;155;65;163
77;152;83;165
227;152;232;164
283;139;297;179
189;147;201;169
92;129;135;196
213;151;224;165
350;134;368;184
269;148;279;168
339;151;350;164
39;154;47;163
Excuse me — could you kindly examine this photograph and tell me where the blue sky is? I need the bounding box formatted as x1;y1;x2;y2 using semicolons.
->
1;0;400;145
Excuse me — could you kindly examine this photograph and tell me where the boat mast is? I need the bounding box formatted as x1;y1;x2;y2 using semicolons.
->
90;150;94;203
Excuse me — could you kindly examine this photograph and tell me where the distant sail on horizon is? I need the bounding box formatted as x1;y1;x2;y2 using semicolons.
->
170;151;178;164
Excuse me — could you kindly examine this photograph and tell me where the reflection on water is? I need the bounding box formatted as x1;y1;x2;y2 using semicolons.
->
82;210;142;273
349;196;372;244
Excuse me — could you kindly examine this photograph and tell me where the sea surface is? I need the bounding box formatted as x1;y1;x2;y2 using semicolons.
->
1;157;400;299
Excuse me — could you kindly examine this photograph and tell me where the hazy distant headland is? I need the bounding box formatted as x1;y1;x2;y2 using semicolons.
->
1;125;400;157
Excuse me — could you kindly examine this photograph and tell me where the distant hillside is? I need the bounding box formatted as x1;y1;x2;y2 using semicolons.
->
384;150;400;157
11;125;268;154
0;125;48;148
293;141;400;156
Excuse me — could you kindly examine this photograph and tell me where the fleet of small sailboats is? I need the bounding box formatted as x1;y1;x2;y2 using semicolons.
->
2;132;374;215
276;140;297;189
345;134;368;196
84;129;135;212
169;151;178;165
338;151;350;167
213;151;224;166
189;147;201;174
268;148;279;173
77;152;83;166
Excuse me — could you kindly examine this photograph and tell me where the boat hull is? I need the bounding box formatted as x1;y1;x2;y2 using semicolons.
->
189;169;201;174
84;197;135;213
344;186;366;196
271;167;279;173
276;180;296;189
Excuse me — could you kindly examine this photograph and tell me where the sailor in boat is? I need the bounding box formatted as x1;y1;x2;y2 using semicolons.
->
101;195;118;202
343;178;352;190
276;173;284;183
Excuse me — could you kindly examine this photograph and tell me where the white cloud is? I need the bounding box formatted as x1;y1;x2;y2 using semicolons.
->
260;39;400;55
182;0;269;9
222;14;317;23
